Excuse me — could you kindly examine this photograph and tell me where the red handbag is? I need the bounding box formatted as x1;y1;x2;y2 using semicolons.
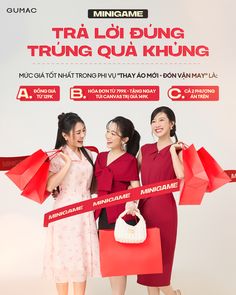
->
21;161;50;204
179;144;209;205
99;227;163;277
197;147;231;192
5;149;48;190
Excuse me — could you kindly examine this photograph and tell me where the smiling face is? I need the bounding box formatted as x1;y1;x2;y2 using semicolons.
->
105;122;126;150
63;122;86;149
151;112;174;139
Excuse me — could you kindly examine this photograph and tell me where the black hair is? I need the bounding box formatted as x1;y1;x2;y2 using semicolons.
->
107;116;140;156
55;112;93;166
150;106;178;142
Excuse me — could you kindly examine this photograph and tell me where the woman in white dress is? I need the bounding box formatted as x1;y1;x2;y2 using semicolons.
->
43;112;100;295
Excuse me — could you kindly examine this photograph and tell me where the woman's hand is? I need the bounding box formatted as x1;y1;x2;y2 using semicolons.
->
46;152;71;193
170;142;184;153
60;152;72;166
125;201;139;216
52;188;59;199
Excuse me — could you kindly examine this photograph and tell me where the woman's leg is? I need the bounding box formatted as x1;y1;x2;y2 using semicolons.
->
73;281;86;295
159;285;181;295
56;282;69;295
147;286;160;295
109;276;127;295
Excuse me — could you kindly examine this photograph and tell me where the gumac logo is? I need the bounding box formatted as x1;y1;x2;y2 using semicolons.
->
6;8;37;13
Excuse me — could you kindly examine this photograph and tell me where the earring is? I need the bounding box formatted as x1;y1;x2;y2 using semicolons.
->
122;142;127;151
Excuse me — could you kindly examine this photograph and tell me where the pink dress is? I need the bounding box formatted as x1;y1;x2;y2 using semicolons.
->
43;145;100;283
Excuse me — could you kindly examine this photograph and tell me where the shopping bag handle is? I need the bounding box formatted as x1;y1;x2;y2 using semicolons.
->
176;142;189;150
46;149;62;161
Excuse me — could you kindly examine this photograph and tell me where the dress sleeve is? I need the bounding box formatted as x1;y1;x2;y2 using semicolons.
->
115;156;139;182
95;153;114;192
94;153;101;176
129;157;139;181
49;154;61;174
141;144;149;155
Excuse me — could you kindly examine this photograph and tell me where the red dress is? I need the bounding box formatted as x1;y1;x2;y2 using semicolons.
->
137;143;178;287
95;152;139;227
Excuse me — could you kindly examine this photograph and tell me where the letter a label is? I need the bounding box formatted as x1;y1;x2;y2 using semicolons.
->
17;87;31;100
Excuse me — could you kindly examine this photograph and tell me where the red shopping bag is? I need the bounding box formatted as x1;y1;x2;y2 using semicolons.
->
179;144;209;205
5;149;48;190
99;227;163;277
21;161;50;204
197;147;231;192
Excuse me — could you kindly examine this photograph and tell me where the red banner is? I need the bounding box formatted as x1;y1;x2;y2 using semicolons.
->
43;179;180;227
0;156;27;171
1;155;235;227
225;170;236;182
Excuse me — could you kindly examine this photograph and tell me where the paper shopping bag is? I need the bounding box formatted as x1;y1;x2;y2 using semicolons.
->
5;149;48;190
179;144;209;205
21;160;50;204
99;227;163;277
197;147;231;192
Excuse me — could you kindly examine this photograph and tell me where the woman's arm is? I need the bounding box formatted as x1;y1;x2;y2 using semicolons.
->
125;180;140;214
170;143;184;179
137;150;142;171
130;180;140;188
85;149;97;195
46;152;71;192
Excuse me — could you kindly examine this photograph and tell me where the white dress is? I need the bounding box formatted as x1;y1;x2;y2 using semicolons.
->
43;145;100;283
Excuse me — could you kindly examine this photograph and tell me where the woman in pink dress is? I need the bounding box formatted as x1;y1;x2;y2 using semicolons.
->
95;116;140;295
137;106;184;295
44;112;100;295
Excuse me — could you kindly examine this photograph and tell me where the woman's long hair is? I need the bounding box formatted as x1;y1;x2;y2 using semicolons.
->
55;112;93;166
107;116;141;156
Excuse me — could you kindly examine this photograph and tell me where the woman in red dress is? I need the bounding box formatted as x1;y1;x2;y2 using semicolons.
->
137;106;184;295
95;116;140;295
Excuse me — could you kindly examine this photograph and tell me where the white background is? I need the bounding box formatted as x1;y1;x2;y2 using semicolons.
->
0;0;235;294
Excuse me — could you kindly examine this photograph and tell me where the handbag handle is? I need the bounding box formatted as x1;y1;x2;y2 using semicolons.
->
114;209;147;244
118;209;144;223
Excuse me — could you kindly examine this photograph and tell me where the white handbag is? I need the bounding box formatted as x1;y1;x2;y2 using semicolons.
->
114;210;147;244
